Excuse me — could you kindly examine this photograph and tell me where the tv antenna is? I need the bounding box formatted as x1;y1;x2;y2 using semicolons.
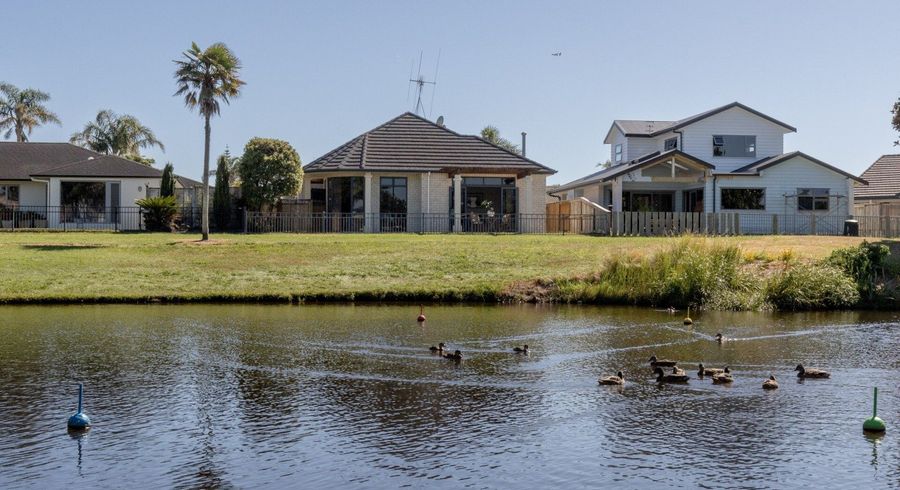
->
407;50;441;117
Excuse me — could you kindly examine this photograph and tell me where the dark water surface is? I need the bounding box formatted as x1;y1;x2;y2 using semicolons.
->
1;304;898;489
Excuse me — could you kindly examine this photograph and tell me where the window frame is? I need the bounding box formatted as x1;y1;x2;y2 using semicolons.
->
712;135;756;158
720;187;766;210
796;188;829;212
664;137;678;151
379;176;408;214
0;184;20;207
614;144;623;163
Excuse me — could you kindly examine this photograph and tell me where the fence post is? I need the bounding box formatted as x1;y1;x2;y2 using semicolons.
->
734;213;740;235
810;214;816;235
242;208;248;233
772;214;778;235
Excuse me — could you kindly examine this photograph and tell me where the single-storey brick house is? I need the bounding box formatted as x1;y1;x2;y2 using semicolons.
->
301;112;556;232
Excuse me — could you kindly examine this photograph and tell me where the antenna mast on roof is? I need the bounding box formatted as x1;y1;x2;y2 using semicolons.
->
407;50;440;117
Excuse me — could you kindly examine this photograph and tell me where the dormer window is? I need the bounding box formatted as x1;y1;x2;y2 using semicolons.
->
614;144;623;163
713;135;756;157
664;137;678;151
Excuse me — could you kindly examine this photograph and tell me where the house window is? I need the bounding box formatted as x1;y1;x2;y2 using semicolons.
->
614;144;623;163
0;185;19;207
797;188;829;211
664;137;678;151
326;177;365;213
380;177;407;214
574;188;585;198
721;188;765;210
713;135;756;157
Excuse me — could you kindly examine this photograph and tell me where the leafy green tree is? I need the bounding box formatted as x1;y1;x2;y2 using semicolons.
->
160;162;176;197
69;109;164;164
238;138;302;211
893;98;900;146
0;82;61;141
213;152;232;230
219;146;241;185
173;41;245;240
135;195;179;232
480;125;519;154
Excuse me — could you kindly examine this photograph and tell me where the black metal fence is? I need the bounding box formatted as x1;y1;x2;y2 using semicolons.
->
0;206;205;231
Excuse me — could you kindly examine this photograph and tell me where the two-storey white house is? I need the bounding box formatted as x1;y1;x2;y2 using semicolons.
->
553;102;865;218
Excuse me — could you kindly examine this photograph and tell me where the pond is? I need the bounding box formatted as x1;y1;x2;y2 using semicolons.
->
0;304;898;488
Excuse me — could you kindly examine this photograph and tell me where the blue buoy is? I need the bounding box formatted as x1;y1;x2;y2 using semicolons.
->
67;383;91;431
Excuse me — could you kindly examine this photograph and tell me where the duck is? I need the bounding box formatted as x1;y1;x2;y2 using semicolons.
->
598;371;625;386
715;333;724;343
698;363;729;377
429;342;446;353
654;367;689;383
443;350;463;361
762;375;779;390
795;364;830;378
666;306;677;314
513;345;529;353
648;355;678;368
711;372;734;384
417;305;426;322
671;366;686;375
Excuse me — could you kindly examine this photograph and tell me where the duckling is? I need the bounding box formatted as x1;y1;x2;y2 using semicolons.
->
654;367;689;383
648;355;678;368
429;342;446;353
698;363;729;377
443;350;463;361
513;345;529;353
795;364;830;378
671;366;686;375
598;371;625;386
715;333;724;343
711;372;734;384
762;375;779;390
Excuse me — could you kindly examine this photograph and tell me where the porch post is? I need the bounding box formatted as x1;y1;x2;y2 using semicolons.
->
453;174;462;232
521;174;533;232
703;171;715;213
611;177;623;212
363;172;374;232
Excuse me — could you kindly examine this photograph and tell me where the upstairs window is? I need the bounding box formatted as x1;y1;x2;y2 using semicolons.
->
712;135;756;157
797;188;829;211
721;188;765;210
614;144;623;163
664;137;678;151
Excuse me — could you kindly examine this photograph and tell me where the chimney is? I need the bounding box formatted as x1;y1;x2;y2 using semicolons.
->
521;132;527;156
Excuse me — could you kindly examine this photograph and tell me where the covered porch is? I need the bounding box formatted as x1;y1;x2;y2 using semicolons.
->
599;150;713;213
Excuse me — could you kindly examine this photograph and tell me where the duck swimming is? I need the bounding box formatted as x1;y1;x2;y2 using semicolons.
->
762;375;779;390
599;371;625;385
513;345;529;353
443;350;463;361
715;333;724;343
698;363;728;377
795;364;830;378
654;367;689;383
711;372;734;384
649;355;678;368
429;342;446;353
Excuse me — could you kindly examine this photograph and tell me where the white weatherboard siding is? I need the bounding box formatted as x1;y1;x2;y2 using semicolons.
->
608;128;627;164
716;156;852;216
679;107;788;172
624;137;659;161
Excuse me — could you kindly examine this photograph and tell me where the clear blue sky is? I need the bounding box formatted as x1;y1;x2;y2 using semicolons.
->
6;0;900;185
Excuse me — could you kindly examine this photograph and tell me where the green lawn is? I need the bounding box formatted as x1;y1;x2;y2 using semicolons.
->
0;232;887;303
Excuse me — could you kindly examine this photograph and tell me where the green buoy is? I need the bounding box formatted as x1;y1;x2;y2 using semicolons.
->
863;387;886;433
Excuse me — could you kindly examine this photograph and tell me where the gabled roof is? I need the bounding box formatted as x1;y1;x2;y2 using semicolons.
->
304;112;555;175
0;142;163;180
723;151;866;184
855;154;900;199
176;174;204;188
0;142;99;180
604;102;797;142
31;154;162;178
553;149;713;192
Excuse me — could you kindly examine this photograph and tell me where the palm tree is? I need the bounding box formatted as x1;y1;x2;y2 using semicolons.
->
0;82;61;141
173;42;244;240
480;125;520;154
69;109;164;163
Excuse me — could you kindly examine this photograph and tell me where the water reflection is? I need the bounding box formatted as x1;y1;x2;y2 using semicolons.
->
0;304;897;488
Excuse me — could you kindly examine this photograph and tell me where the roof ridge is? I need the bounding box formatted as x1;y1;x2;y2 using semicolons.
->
37;153;154;174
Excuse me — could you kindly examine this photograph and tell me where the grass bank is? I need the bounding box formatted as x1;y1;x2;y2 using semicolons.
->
0;232;896;309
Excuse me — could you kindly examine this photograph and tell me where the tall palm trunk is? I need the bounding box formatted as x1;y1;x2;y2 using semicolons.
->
201;114;211;240
15;118;25;142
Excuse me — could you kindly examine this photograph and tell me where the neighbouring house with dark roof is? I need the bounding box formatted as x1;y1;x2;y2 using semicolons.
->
854;155;900;215
0;142;194;229
301;112;556;232
552;102;865;230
